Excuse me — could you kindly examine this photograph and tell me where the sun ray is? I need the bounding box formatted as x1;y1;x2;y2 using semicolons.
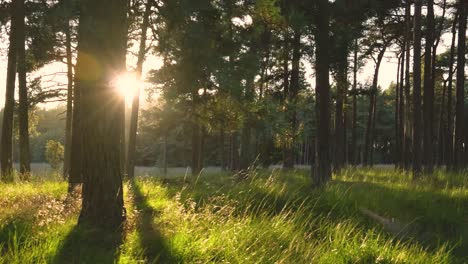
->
113;72;142;106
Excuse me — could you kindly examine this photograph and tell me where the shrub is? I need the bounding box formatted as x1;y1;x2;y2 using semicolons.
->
45;140;64;170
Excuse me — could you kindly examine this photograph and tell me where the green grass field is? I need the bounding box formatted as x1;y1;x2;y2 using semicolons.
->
0;168;467;263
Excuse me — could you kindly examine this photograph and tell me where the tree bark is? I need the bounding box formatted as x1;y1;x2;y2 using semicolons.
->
433;0;447;167
191;125;201;175
446;12;457;170
1;0;19;180
163;132;168;176
312;0;331;187
364;47;385;166
398;44;405;168
220;128;226;171
63;20;74;179
413;0;423;177
239;79;255;172
127;0;151;179
395;55;401;168
423;0;435;174
284;30;301;169
351;40;358;165
281;31;293;169
454;0;467;171
403;0;412;170
17;0;30;176
77;0;127;230
334;51;348;171
437;80;447;166
68;15;84;192
191;93;202;175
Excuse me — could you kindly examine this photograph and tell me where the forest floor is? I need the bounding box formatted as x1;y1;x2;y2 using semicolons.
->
0;168;467;263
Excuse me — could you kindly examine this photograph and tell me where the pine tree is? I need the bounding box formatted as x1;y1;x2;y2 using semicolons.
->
77;0;127;229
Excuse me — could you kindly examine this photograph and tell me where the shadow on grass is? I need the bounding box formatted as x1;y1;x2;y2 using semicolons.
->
330;180;468;260
0;218;32;255
52;224;123;264
131;179;177;263
160;172;468;261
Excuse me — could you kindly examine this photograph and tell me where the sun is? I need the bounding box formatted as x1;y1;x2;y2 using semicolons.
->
113;72;142;105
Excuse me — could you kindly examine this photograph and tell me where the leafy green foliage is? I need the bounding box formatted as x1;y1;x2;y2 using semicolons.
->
45;140;64;170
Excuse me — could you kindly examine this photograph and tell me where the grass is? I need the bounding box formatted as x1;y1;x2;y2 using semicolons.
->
0;168;467;263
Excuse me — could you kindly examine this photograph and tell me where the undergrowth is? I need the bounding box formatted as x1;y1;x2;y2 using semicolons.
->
0;167;466;263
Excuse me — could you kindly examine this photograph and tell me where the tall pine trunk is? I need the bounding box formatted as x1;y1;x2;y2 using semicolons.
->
284;30;301;169
17;0;30;175
68;16;84;193
446;12;457;170
437;80;447;165
63;21;74;179
1;0;19;180
351;40;358;165
191;115;202;176
127;0;151;179
403;0;412;170
334;52;348;171
239;80;254;172
395;55;401;167
77;0;127;229
413;0;423;177
312;0;331;187
454;0;467;171
364;47;385;166
423;0;435;174
281;32;293;169
398;44;405;168
432;0;446;167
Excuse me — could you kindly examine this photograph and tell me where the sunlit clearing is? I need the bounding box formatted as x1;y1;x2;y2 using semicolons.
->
113;73;142;106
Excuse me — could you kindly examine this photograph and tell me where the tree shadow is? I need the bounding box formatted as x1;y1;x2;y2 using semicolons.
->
130;179;177;263
52;224;124;264
0;218;32;254
162;173;468;261
330;180;468;260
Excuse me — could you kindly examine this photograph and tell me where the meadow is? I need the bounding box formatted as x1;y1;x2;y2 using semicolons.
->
0;167;467;263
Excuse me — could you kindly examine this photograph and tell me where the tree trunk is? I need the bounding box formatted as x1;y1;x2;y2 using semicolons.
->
239;118;252;172
284;30;301;169
334;51;348;171
395;55;401;168
282;31;293;169
17;0;30;176
437;80;447;166
403;0;412;170
1;0;19;180
240;77;256;171
191;124;201;176
364;47;385;166
370;89;377;166
68;110;82;191
351;40;358;165
127;0;151;179
63;21;74;179
312;0;331;187
220;128;226;171
163;132;168;176
446;12;457;170
433;0;447;167
398;44;405;168
77;0;127;230
454;0;467;171
413;0;423;177
423;0;435;174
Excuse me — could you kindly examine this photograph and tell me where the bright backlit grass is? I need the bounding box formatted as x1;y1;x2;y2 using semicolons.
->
0;168;466;263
